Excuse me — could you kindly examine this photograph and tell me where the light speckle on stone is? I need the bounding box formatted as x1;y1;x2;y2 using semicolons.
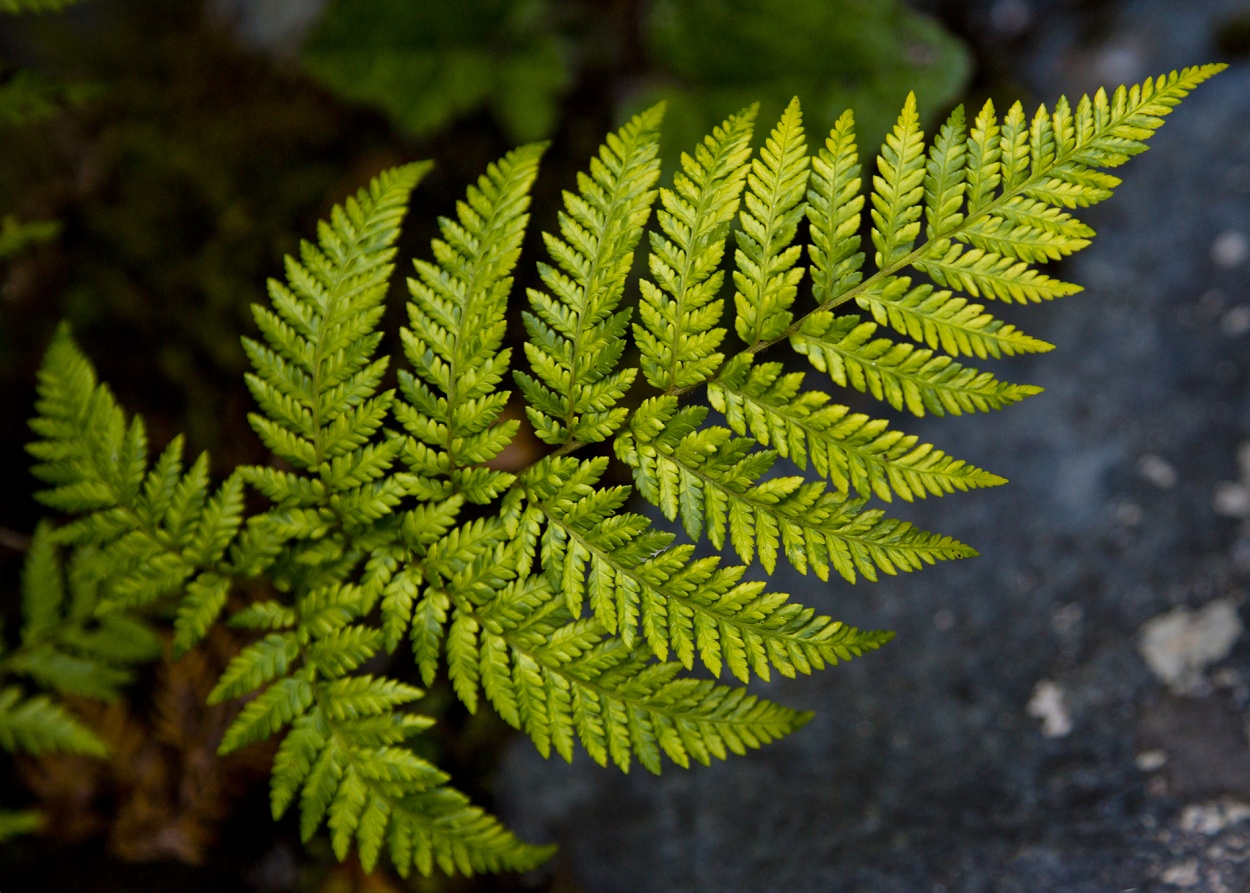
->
1213;482;1250;519
1138;453;1179;489
1051;603;1084;637
1116;501;1144;526
1138;600;1244;693
1180;801;1250;836
1161;858;1201;887
1136;749;1168;771
1211;667;1244;689
1221;305;1250;337
1211;230;1250;269
1027;680;1073;738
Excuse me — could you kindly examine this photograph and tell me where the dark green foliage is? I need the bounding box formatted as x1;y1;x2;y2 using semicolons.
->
0;0;83;13
302;0;569;143
299;0;970;164
0;521;160;838
13;65;1221;876
636;0;971;164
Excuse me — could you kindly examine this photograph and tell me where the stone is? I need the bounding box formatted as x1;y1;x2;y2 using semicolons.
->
497;2;1250;889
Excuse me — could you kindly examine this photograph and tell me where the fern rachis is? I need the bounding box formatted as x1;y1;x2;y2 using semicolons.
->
10;64;1222;876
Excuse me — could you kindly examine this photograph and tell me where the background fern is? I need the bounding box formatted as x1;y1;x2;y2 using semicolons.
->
12;63;1222;878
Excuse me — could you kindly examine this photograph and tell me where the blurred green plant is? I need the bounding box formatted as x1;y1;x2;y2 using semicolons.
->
0;0;82;13
0;0;87;259
0;0;127;842
634;0;971;161
299;0;970;156
0;523;161;840
301;0;571;144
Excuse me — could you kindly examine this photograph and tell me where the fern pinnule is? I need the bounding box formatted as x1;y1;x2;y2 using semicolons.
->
636;104;756;392
733;96;810;346
793;311;1043;417
242;161;430;532
709;356;1006;502
856;277;1054;359
397;142;546;505
806;108;865;307
871;92;927;270
516;104;664;446
924;103;969;239
619;397;976;579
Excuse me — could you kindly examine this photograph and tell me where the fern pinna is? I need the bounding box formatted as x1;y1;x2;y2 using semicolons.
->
15;65;1220;875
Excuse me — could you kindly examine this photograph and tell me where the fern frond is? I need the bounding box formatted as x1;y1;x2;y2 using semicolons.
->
516;105;664;445
709;357;1006;501
797;65;1222;419
635;105;756;391
733;97;810;346
397;144;545;504
793;312;1042;417
26;329;247;624
12;68;1222;877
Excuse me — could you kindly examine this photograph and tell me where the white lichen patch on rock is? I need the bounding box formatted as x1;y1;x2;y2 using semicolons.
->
1027;680;1073;738
1138;600;1243;693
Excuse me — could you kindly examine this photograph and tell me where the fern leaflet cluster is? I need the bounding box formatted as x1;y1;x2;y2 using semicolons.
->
14;65;1221;874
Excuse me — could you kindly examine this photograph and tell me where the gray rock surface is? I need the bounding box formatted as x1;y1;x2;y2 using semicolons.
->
495;1;1250;890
